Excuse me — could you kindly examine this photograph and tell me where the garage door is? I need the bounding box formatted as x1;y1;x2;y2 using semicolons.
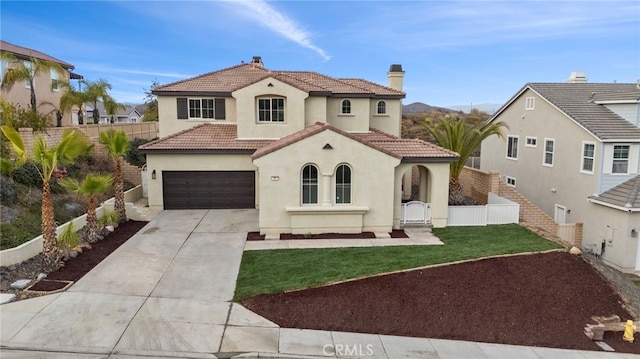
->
162;171;255;209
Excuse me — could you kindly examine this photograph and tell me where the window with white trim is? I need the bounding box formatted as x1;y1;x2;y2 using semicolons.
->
335;164;351;204
376;101;386;115
543;139;554;166
506;135;518;159
612;145;630;174
50;68;59;91
24;61;32;89
525;97;534;110
341;99;351;114
301;164;319;204
258;97;285;122
581;142;595;173
506;176;516;187
525;136;537;147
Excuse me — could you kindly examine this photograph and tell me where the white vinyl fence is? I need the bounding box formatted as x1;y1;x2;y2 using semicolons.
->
400;201;431;224
447;193;519;226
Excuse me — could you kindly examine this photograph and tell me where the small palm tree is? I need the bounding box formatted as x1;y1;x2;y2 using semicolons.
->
57;80;87;124
1;125;92;269
82;79;112;124
0;53;66;112
99;129;129;223
424;116;508;204
60;174;114;243
103;97;125;123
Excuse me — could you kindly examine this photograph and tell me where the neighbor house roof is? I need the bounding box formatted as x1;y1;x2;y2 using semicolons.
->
153;63;405;98
85;101;142;118
0;40;74;70
588;175;640;212
141;122;458;162
490;83;640;141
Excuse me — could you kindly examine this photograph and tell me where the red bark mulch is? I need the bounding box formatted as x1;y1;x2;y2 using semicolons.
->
246;229;409;241
243;252;640;353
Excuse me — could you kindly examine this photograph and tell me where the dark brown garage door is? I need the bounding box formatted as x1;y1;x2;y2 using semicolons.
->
162;171;255;209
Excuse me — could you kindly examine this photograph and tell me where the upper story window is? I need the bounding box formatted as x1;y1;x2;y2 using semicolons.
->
612;145;630;174
525;136;537;147
376;101;386;115
506;176;516;187
176;97;226;120
506;135;518;160
301;164;318;204
581;142;595;173
24;61;32;89
341;99;351;114
525;97;535;110
335;164;352;204
50;68;60;92
258;97;285;122
543;138;555;166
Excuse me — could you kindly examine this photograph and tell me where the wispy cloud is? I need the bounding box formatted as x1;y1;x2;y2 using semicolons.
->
76;63;193;79
223;0;331;60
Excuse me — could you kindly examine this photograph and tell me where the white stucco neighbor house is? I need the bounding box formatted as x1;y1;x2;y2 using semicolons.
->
480;72;640;272
140;57;458;237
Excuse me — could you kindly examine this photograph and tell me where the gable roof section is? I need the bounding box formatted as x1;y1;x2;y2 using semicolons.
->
153;63;405;98
588;175;640;212
139;123;274;154
0;40;74;70
490;83;640;141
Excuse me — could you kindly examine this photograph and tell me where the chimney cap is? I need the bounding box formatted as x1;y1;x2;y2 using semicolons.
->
389;64;404;73
567;71;587;83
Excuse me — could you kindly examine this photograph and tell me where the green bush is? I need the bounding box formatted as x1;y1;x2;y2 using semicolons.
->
0;223;36;250
13;162;43;188
12;208;42;235
126;137;157;167
0;175;17;206
58;222;80;249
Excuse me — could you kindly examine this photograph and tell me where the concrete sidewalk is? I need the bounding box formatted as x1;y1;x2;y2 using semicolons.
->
1;209;636;358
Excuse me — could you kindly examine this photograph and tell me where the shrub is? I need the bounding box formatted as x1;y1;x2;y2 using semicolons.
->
12;208;43;236
99;210;119;227
13;161;43;188
0;175;17;206
58;222;81;249
0;223;35;250
126;137;157;167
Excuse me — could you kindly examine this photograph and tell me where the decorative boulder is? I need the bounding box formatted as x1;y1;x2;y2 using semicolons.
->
569;246;582;255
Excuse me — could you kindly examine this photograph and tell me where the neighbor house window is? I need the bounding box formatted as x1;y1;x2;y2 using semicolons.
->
24;61;32;89
50;68;59;91
525;97;535;110
302;164;318;204
612;145;630;174
506;176;516;187
581;142;595;173
341;99;351;114
258;97;285;122
335;164;351;204
376;101;386;114
543;138;555;166
506;136;518;159
525;136;537;147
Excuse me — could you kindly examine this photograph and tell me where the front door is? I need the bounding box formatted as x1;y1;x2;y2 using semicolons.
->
554;204;567;224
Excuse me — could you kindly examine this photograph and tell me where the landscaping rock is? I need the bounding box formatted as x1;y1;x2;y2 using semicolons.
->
105;225;115;232
37;273;47;281
0;293;16;304
569;246;582;255
10;279;31;289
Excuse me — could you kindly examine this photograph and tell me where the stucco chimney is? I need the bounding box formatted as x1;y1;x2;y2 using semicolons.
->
387;64;404;91
251;56;264;68
567;71;587;83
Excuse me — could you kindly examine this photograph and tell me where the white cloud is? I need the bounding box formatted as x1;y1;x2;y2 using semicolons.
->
76;63;193;79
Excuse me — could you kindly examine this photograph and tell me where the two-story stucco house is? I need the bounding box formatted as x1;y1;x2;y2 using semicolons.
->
0;40;82;126
481;72;640;272
140;57;458;237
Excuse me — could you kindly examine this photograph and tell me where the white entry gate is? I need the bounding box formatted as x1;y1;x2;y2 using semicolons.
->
401;201;431;224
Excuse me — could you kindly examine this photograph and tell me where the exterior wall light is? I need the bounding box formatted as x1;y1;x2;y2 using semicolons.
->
152;170;156;180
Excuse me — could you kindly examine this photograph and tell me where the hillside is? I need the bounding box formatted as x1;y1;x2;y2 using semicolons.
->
402;102;461;114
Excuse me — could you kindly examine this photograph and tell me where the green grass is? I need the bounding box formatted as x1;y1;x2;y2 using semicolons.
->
234;224;562;301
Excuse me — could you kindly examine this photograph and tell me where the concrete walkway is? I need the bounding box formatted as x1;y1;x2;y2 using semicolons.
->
0;210;636;358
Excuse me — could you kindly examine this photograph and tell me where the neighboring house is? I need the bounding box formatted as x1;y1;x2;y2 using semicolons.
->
140;57;458;237
481;72;640;272
85;101;142;124
0;40;82;126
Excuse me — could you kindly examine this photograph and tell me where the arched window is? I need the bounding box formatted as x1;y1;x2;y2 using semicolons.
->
302;164;318;204
376;101;386;114
335;164;351;204
341;99;351;114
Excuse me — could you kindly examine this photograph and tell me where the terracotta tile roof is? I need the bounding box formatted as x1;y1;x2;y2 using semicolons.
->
154;63;405;98
139;123;274;153
0;40;74;69
589;175;640;210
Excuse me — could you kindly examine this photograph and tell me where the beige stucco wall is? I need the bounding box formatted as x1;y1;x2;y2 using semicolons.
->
326;98;371;132
583;203;640;273
233;77;308;139
394;162;450;228
145;153;256;209
370;99;402;137
253;129;400;235
157;96;236;138
304;96;328;126
480;88;600;224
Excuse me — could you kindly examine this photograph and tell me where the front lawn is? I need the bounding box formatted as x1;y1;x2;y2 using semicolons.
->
234;224;562;301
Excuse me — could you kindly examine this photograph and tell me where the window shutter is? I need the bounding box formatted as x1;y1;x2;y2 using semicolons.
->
177;98;188;119
215;98;226;119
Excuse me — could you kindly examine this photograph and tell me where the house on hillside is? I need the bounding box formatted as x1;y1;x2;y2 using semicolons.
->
140;57;458;237
85;101;143;124
480;72;640;272
0;40;82;127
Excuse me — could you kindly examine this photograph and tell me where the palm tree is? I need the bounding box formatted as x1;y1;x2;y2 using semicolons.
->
424;116;508;204
0;53;65;112
99;129;129;223
103;97;126;124
0;125;92;269
83;79;112;124
60;174;113;243
57;80;87;124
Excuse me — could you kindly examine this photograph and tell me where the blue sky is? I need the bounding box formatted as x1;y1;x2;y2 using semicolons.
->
2;0;638;110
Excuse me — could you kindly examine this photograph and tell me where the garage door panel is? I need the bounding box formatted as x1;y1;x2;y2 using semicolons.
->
162;171;255;209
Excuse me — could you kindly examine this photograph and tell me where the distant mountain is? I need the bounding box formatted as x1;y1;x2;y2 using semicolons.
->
403;102;460;114
443;103;503;115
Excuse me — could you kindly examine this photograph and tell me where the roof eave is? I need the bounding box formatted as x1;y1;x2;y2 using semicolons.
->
140;149;256;155
587;197;640;212
401;156;460;163
153;91;233;97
